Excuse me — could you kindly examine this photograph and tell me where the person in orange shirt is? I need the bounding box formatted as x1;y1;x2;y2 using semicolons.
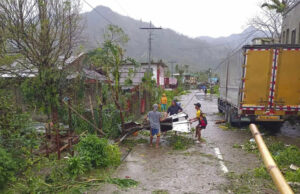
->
161;93;167;112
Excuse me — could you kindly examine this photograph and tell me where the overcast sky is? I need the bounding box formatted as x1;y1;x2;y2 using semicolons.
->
81;0;263;38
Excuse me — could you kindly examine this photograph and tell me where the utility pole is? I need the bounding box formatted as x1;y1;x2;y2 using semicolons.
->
140;21;162;76
169;61;176;78
209;68;212;95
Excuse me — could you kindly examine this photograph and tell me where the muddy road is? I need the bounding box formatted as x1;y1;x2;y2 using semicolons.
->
95;90;300;194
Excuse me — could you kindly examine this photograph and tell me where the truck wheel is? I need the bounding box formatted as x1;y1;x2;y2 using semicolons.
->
218;108;223;113
224;106;230;122
227;108;240;127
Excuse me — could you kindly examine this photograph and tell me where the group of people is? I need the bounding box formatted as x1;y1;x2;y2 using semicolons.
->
146;93;206;148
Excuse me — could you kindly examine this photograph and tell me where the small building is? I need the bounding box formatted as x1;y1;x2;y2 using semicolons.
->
281;1;300;44
120;61;167;89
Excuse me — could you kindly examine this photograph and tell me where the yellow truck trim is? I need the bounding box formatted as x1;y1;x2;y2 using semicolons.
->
240;47;300;117
256;115;283;122
242;49;273;107
274;49;300;108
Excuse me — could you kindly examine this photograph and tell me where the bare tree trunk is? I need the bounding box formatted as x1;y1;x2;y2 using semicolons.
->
98;83;103;130
51;104;60;160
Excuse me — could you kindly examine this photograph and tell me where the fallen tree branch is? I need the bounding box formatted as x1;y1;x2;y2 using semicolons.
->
62;100;106;136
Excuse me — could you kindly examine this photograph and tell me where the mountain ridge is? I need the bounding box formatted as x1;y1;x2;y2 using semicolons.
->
81;6;263;71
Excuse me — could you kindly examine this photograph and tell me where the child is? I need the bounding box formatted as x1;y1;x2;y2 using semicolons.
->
161;93;167;112
196;114;206;142
189;103;202;143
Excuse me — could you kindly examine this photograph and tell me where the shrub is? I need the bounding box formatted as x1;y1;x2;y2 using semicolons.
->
0;147;17;188
76;135;121;168
67;156;87;179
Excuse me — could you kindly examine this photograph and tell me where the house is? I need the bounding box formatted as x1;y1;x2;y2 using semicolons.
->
252;37;275;45
281;1;300;44
1;52;86;78
120;61;167;89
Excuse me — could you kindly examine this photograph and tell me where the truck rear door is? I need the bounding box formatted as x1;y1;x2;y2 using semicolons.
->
274;48;300;112
241;48;274;109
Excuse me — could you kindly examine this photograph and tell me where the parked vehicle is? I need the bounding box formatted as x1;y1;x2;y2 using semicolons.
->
218;44;300;125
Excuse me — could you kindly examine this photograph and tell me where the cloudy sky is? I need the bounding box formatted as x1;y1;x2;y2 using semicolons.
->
81;0;263;38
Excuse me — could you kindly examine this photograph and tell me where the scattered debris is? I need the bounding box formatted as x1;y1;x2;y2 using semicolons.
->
215;120;226;124
290;164;299;171
287;182;300;187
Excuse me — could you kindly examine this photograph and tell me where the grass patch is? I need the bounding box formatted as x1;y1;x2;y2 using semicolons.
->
152;189;169;194
106;178;139;188
237;137;300;192
220;171;276;194
167;135;194;150
121;138;148;148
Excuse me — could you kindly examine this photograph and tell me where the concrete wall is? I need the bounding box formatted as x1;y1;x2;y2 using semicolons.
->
281;2;300;44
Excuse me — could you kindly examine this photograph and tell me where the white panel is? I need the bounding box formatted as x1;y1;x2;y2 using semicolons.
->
172;120;191;133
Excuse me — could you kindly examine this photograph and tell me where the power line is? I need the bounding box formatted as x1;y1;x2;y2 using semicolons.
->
213;29;259;72
82;0;113;24
113;0;130;17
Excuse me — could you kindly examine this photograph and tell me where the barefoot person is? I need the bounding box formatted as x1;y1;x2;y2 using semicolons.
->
147;104;165;148
189;103;202;143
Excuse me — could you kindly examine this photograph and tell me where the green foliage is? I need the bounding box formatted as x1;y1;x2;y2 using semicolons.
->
76;135;121;168
0;147;17;188
261;0;287;13
122;138;148;148
0;90;40;165
254;166;270;179
163;87;185;107
167;135;194;150
21;68;63;115
152;190;169;194
101;104;122;138
273;146;300;167
106;178;139;188
67;156;87;179
252;140;300;185
211;85;220;95
139;130;150;136
286;169;300;182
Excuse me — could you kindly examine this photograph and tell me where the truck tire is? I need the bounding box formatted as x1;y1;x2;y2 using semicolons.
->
224;105;230;122
227;107;240;127
218;108;223;113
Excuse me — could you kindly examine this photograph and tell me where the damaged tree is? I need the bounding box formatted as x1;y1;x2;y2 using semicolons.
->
0;0;82;159
89;25;138;132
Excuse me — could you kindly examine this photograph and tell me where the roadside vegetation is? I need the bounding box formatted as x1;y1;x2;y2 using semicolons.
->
167;135;194;150
0;1;182;192
232;134;300;192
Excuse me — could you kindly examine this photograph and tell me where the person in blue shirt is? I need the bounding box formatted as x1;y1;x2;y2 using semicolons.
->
167;100;183;117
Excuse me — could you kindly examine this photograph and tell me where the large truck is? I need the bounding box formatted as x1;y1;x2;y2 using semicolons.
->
218;44;300;125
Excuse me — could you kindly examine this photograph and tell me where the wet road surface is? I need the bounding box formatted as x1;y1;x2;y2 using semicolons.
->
95;90;300;194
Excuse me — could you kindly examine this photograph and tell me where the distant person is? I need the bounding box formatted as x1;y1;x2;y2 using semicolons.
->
146;104;165;148
204;88;207;95
161;93;167;112
189;103;202;143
